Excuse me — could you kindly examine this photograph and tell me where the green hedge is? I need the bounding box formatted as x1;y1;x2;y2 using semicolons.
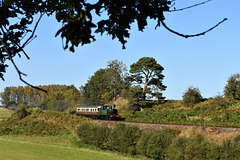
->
107;123;141;154
136;130;153;156
147;128;180;159
77;122;110;148
76;123;240;160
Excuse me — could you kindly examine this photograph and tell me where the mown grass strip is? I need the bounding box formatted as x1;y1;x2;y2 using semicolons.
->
0;136;135;160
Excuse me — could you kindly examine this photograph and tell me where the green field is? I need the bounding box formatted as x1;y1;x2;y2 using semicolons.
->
0;108;12;121
0;136;136;160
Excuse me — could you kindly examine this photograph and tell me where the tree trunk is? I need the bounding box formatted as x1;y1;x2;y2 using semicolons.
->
143;78;149;100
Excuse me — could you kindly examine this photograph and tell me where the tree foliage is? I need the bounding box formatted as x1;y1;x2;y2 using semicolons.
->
80;60;127;104
128;57;166;100
0;0;226;88
224;73;240;100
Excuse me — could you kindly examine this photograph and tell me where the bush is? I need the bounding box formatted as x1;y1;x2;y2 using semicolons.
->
206;139;238;160
165;134;212;160
77;122;110;148
136;130;153;156
108;123;141;155
14;104;28;120
165;137;188;160
128;103;141;113
182;86;203;107
185;134;205;160
208;95;230;109
147;128;179;159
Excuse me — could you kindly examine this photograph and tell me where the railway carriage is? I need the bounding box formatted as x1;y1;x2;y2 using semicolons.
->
76;105;120;120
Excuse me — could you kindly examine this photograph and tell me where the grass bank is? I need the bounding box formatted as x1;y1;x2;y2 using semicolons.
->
117;98;240;127
0;108;12;121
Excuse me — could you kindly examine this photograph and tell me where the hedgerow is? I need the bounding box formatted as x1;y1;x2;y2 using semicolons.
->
77;121;110;148
146;128;180;159
76;122;240;160
136;130;153;156
107;123;141;155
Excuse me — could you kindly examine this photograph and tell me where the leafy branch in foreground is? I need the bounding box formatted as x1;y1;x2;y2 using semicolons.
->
0;0;227;91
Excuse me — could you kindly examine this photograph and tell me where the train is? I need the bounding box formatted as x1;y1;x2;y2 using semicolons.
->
76;105;120;120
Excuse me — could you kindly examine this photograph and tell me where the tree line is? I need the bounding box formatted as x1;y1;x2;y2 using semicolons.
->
2;57;239;112
1;57;166;111
0;85;80;111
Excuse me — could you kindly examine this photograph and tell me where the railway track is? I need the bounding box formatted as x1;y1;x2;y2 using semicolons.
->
94;120;240;134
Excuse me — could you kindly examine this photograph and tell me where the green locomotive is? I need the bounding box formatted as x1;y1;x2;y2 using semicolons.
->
76;105;120;120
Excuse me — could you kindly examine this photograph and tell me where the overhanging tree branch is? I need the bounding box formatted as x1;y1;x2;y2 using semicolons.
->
160;18;227;38
168;0;212;12
22;13;44;48
0;38;47;93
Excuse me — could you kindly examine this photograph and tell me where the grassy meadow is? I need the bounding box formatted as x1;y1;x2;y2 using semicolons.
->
0;135;136;160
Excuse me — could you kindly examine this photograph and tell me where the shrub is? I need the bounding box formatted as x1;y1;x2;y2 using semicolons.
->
182;86;203;107
208;95;230;109
108;123;141;155
14;104;28;120
206;139;237;160
77;122;110;148
128;103;141;113
165;137;188;160
165;133;212;160
136;130;153;156
185;134;205;160
147;128;179;159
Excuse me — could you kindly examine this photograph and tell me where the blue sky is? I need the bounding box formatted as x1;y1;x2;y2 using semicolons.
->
1;0;240;100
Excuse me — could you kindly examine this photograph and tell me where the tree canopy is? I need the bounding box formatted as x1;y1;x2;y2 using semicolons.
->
0;0;227;88
80;60;128;105
128;57;166;100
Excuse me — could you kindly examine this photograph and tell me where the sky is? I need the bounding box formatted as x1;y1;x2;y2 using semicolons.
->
0;0;240;101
